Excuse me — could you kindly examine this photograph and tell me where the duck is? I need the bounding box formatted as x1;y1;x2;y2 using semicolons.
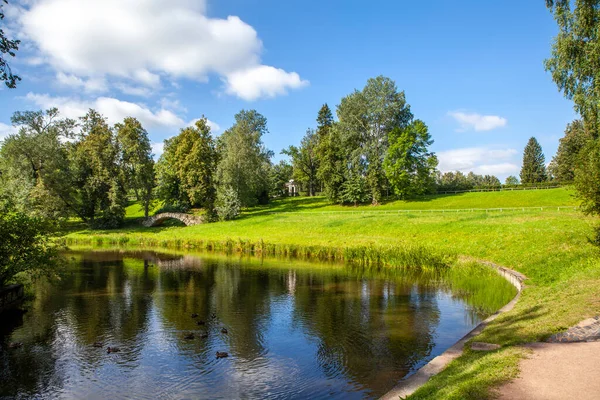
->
221;328;228;334
191;313;198;318
184;333;195;340
8;342;23;349
196;320;206;326
215;351;229;359
107;347;120;354
93;341;103;348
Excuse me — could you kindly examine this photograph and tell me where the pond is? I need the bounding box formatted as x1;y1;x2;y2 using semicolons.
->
0;249;516;399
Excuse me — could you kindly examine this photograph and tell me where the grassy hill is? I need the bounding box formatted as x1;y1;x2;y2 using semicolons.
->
245;187;578;214
64;187;600;399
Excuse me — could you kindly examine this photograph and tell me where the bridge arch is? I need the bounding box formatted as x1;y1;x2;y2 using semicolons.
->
142;212;204;227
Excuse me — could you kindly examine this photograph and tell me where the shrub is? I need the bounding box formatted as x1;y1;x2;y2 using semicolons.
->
216;187;241;221
0;211;62;287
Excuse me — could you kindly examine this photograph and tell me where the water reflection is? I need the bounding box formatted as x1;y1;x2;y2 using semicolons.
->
0;250;503;399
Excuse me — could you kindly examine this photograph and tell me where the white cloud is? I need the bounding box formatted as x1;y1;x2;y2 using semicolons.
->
448;111;507;132
151;142;164;158
24;93;185;129
19;0;307;100
0;122;18;141
437;147;519;177
56;72;107;93
114;84;154;97
224;65;309;101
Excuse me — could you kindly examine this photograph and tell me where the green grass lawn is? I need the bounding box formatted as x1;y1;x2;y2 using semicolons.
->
246;187;578;214
64;187;600;399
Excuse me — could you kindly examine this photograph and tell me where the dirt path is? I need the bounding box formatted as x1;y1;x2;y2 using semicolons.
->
497;341;600;400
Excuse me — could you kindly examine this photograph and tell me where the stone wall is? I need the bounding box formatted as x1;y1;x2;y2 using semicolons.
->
141;212;204;228
0;284;24;314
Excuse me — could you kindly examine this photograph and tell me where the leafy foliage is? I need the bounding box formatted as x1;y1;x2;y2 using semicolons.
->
215;186;241;221
71;110;128;228
0;108;158;228
282;128;320;196
574;138;600;215
340;174;370;206
0;211;61;287
315;104;345;202
0;108;76;219
505;175;519;185
269;160;293;197
549;119;592;182
436;171;502;191
217;110;272;207
545;0;600;137
383;120;438;198
520;137;547;184
115;117;155;217
336;76;413;204
0;0;20;88
156;118;218;217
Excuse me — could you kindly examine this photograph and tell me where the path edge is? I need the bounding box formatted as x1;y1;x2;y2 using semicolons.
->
380;258;526;400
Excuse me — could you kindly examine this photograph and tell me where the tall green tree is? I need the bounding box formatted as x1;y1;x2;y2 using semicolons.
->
156;118;218;216
548;119;592;182
520;137;548;184
115;117;155;217
505;176;519;185
0;0;20;88
574;138;600;216
546;1;600;219
383;120;438;198
340;173;370;206
545;0;600;137
71;109;127;228
0;108;75;218
336;76;413;204
269;160;293;197
282;128;320;196
315;104;345;201
217;110;272;207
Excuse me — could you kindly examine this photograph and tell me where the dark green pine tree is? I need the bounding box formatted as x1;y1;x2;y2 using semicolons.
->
520;137;548;184
316;103;334;136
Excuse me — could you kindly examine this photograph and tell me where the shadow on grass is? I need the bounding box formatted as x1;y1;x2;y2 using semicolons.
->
402;192;469;204
241;196;330;218
481;305;550;345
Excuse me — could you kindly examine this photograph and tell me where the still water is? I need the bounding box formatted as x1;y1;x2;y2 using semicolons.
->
0;250;514;399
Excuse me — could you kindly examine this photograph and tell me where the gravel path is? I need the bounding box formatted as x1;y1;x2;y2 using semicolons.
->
497;316;600;400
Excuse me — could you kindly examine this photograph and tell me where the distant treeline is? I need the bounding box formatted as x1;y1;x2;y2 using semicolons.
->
0;75;584;228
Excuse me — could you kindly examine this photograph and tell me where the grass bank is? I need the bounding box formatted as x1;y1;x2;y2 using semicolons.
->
63;188;600;399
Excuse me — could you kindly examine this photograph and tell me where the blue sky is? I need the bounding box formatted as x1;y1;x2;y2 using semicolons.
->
0;0;577;180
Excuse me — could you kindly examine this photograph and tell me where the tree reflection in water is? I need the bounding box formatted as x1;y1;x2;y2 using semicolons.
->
0;249;504;399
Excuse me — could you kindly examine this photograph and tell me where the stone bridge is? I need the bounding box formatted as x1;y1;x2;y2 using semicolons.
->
142;212;204;227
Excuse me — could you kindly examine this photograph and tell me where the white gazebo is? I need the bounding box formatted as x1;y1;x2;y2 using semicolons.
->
285;179;299;196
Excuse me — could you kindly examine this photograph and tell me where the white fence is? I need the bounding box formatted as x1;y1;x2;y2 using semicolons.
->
266;206;578;215
436;186;563;195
